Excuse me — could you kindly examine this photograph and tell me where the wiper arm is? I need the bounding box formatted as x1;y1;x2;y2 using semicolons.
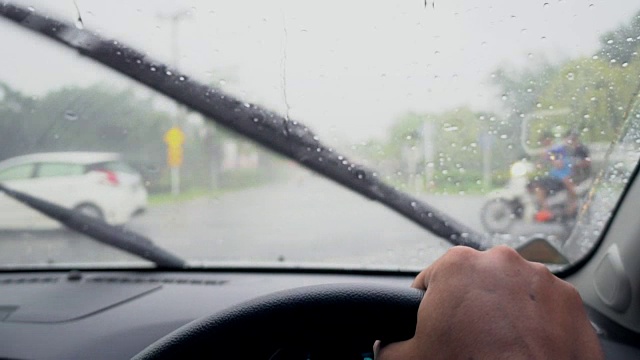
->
0;3;487;250
0;183;186;268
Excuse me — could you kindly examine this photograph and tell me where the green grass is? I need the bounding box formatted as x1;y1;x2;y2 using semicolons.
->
148;187;225;206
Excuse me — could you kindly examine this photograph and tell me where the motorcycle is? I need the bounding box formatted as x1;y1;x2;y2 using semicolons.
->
480;159;592;233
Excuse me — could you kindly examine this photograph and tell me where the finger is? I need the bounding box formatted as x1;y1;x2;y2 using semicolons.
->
374;339;415;360
372;340;381;358
411;246;480;290
410;266;432;290
410;249;451;289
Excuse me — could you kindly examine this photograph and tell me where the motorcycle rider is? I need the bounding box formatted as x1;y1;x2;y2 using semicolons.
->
530;144;577;221
564;129;592;185
532;131;555;172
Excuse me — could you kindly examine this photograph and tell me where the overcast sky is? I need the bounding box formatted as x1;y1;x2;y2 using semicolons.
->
2;0;639;143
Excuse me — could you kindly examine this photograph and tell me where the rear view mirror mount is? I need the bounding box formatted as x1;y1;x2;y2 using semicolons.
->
516;236;569;265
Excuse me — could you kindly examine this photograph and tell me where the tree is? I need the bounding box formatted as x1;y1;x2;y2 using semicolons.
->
380;107;509;191
492;60;560;119
598;11;640;65
0;83;177;189
0;82;33;161
536;56;640;143
490;60;562;157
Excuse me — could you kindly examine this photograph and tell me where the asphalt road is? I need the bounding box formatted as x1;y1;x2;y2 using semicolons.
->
0;176;573;268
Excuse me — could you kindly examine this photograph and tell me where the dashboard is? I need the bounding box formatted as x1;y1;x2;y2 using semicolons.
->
0;270;638;359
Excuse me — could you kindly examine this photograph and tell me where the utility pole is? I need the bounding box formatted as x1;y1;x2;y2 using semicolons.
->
157;9;191;196
422;121;435;192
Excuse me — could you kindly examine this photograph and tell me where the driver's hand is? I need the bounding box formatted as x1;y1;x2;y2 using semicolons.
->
374;245;604;360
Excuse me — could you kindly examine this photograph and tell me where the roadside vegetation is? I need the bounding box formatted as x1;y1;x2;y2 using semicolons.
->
353;10;640;195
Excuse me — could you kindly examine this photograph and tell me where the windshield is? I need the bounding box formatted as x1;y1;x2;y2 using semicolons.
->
1;0;640;272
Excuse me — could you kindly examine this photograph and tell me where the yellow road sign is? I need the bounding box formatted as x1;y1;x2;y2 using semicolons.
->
164;126;185;148
164;127;185;167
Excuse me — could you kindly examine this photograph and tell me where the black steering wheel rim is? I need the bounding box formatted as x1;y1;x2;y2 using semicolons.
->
132;283;424;359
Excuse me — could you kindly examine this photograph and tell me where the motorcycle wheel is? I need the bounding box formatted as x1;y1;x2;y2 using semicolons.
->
480;198;516;233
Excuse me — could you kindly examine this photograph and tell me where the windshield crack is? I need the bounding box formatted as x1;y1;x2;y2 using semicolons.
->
281;8;291;138
72;0;84;29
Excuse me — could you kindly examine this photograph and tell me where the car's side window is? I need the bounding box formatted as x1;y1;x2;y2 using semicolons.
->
0;164;35;181
36;163;85;178
98;161;137;175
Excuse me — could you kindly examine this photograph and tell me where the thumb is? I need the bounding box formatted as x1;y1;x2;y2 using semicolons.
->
374;338;419;360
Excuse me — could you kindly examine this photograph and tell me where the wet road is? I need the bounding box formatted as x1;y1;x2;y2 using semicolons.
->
0;176;569;268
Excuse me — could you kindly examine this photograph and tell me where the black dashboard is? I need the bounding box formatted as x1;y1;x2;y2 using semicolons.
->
0;270;638;359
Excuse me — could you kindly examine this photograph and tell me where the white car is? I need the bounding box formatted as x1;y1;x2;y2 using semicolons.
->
0;152;147;229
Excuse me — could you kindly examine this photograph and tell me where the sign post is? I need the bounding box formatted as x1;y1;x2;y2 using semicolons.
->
163;127;185;196
479;132;495;191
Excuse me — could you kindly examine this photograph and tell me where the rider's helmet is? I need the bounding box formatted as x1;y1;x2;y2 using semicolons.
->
564;129;581;145
548;144;567;160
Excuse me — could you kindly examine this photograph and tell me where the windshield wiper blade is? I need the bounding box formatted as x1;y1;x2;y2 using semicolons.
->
0;183;186;268
0;3;487;250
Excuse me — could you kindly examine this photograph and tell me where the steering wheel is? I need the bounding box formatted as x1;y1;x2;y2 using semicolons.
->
132;283;424;359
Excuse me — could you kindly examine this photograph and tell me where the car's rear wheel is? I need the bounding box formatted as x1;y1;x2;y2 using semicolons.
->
74;204;104;220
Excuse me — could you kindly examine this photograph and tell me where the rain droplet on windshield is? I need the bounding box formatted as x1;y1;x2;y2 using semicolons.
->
64;110;78;121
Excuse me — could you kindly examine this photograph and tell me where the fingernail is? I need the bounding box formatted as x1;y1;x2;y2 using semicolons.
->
373;340;381;359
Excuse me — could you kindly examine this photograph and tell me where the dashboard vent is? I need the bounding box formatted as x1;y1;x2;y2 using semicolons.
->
87;276;228;286
0;276;60;284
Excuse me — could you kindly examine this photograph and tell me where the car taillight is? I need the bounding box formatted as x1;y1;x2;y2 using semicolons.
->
98;170;120;186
